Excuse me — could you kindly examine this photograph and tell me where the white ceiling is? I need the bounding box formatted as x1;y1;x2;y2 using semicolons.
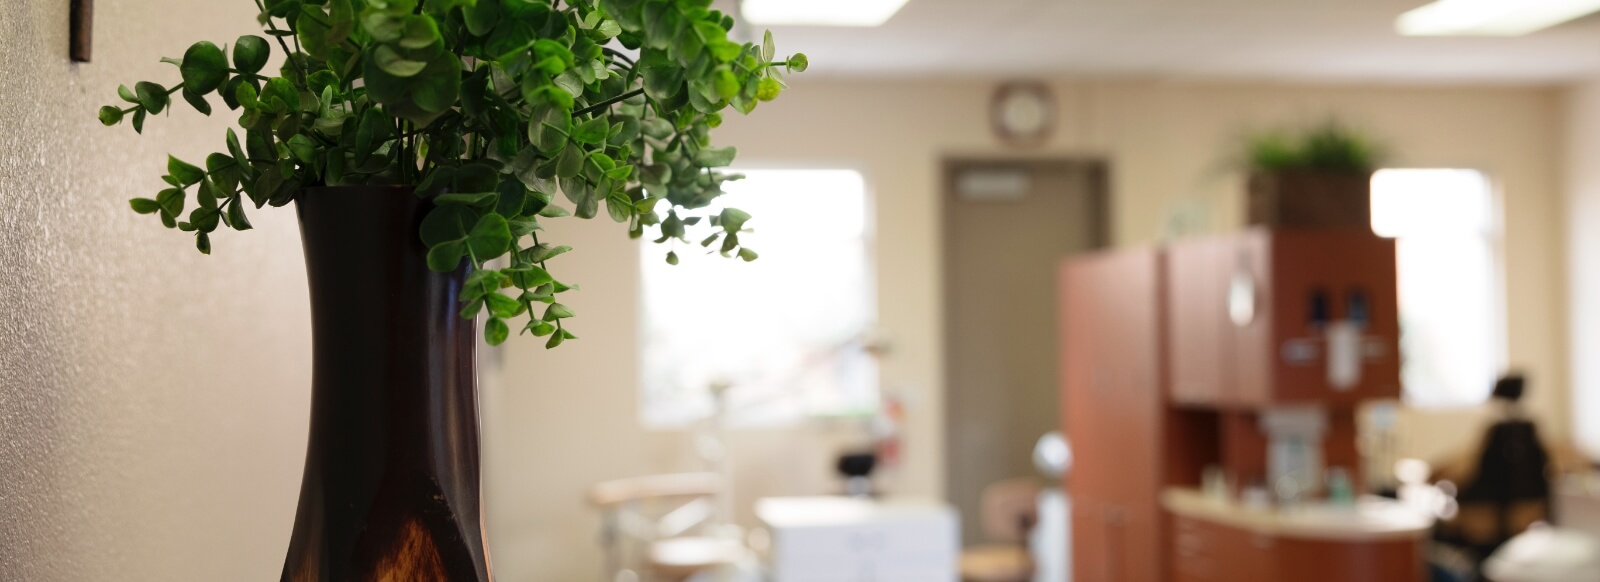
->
718;0;1600;84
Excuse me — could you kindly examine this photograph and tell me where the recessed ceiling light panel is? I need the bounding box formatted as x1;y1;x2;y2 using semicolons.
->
1397;0;1600;36
741;0;911;27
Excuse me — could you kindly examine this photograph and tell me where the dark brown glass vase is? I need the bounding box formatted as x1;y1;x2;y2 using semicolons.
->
282;186;492;582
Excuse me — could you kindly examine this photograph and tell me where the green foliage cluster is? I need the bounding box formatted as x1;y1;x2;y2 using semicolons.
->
100;0;806;347
1242;121;1383;175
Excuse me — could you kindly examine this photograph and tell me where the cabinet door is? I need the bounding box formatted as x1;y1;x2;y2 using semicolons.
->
1113;505;1163;582
1070;500;1109;582
1215;524;1275;582
1268;231;1400;405
1061;251;1161;502
1166;237;1231;406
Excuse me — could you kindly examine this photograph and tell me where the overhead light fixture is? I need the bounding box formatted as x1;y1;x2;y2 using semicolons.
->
1396;0;1600;36
741;0;911;27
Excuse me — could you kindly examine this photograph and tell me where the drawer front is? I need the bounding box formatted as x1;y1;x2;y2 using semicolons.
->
1171;516;1218;581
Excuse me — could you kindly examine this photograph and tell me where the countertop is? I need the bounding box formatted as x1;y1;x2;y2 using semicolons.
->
755;496;956;528
1162;487;1434;542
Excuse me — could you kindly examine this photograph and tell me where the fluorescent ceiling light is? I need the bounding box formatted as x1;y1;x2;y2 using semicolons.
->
1397;0;1600;36
741;0;911;27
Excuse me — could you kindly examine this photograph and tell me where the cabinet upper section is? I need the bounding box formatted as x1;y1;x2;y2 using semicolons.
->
1166;228;1400;408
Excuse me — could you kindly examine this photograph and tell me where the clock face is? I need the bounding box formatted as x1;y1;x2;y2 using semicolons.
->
992;83;1055;145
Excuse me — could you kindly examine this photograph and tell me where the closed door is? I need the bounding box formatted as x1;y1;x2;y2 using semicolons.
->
943;160;1107;545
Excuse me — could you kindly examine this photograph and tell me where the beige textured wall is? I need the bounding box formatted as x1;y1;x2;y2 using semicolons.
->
1566;80;1600;457
0;1;311;579
483;78;1570;580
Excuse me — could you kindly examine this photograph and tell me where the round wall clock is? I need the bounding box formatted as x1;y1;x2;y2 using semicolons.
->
991;81;1056;146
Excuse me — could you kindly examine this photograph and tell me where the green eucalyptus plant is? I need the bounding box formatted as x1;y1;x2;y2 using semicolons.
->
98;0;806;348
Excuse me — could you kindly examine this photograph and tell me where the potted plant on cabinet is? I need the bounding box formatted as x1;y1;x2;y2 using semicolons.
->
1242;121;1383;230
97;0;805;579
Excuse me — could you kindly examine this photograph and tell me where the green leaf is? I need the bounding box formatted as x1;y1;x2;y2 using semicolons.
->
531;107;571;155
738;248;758;262
719;207;751;232
763;29;776;61
524;243;573;263
196;232;212;254
666;251;679;265
545;329;565;348
156;188;186;217
714;69;739;100
496;180;529;217
506;266;553;288
787;53;809;73
129;198;162;214
261;77;299;113
485;293;523;318
362;11;406;43
454;163;500;193
694;146;737;167
233;36;270;73
297;5;333;58
181;89;212;115
459;299;484;320
571;117;609;145
605;193;631;222
757;77;782;102
543;302;575;321
225;129;251;176
485;317;510;346
327;0;357;45
435;193;497;206
373;45;428;77
180;41;229;95
98;106;125;126
118;84;139;104
707;39;741;62
228;199;253;231
400;14;441;49
354;107;381;166
527;321;556;337
555;144;585;178
639;50;683;100
467;213;512;260
135;82;169;114
287;134;317;164
168;156;206;186
462;269;502;302
427;239;468;272
463;0;501;36
420;204;479;247
233;81;259;111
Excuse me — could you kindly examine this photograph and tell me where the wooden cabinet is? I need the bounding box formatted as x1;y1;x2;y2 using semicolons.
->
1170;514;1423;582
1062;232;1409;582
1060;249;1167;582
1172;515;1274;582
1165;228;1399;408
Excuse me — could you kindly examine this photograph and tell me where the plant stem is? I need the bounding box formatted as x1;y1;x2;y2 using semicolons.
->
252;0;307;83
574;88;645;117
602;47;637;67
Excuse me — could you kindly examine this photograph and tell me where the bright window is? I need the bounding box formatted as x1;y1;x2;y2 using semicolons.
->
639;169;878;427
1371;169;1504;408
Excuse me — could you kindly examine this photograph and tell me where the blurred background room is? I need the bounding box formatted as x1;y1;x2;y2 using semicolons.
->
7;0;1600;581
